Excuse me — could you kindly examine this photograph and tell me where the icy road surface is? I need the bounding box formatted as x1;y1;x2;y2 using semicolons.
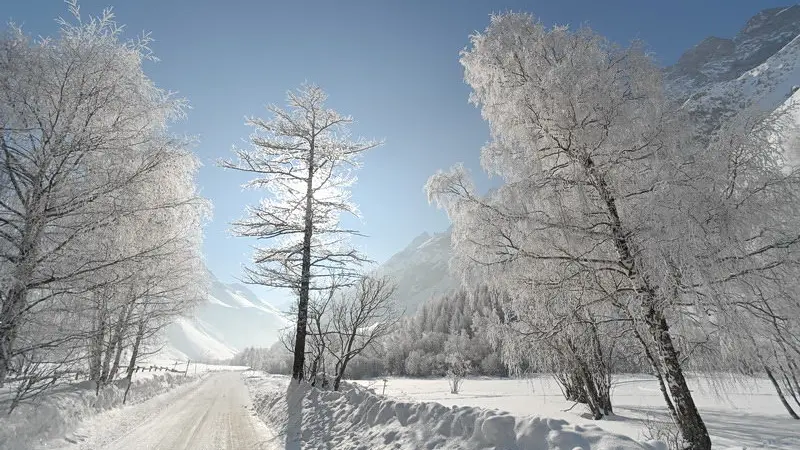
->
47;371;278;450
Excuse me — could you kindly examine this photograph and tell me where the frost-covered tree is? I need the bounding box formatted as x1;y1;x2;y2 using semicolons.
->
82;144;208;394
382;286;509;378
679;106;800;420
481;289;620;419
0;3;206;388
327;275;399;390
444;330;470;394
221;85;381;381
427;14;712;449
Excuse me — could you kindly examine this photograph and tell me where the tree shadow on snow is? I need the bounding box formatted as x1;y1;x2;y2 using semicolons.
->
284;379;304;450
622;406;799;448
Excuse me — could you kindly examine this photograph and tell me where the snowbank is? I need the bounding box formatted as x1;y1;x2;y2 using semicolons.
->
361;375;800;449
245;372;664;450
0;372;200;449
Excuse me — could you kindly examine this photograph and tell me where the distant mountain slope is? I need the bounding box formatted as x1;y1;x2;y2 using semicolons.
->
666;6;800;133
374;230;458;315
376;6;800;316
665;5;800;99
163;274;290;361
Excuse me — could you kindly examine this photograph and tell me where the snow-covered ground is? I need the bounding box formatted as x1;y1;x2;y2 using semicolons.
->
7;369;794;449
38;371;278;450
0;373;194;450
0;363;249;450
245;371;665;450
354;375;798;449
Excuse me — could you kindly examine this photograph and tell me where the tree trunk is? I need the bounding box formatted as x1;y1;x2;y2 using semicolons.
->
0;188;45;387
786;361;800;410
764;365;799;419
586;316;613;415
123;320;145;405
108;338;125;382
100;305;125;383
578;364;603;420
291;138;316;382
779;370;800;417
333;364;346;392
645;306;711;450
308;356;319;386
0;285;25;386
105;303;132;382
584;155;709;449
629;316;679;422
89;294;107;394
333;331;358;391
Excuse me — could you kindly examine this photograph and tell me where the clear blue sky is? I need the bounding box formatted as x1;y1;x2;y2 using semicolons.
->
4;0;788;307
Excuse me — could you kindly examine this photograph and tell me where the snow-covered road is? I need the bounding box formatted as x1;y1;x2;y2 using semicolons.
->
46;371;278;450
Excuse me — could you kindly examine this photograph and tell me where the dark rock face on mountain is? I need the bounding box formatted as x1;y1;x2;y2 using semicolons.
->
665;5;800;100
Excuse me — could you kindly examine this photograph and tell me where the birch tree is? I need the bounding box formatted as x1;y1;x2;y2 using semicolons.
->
427;14;713;449
680;107;800;419
221;85;381;381
82;142;208;392
0;3;200;386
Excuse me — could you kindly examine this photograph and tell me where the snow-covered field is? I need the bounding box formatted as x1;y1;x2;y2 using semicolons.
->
354;375;798;449
6;369;794;449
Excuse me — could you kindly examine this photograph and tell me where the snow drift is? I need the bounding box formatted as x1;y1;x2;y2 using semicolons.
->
245;372;664;450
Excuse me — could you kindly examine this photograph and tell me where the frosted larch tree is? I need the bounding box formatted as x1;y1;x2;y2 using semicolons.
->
221;84;381;381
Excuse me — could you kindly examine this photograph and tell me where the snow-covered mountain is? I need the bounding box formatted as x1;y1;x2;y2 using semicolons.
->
665;6;800;96
374;230;458;315
163;274;290;361
377;6;800;316
666;5;800;131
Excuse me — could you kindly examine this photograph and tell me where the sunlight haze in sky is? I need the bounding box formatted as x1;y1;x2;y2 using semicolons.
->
3;0;787;306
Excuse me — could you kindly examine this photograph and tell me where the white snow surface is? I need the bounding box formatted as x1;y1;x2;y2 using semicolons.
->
0;372;195;449
165;317;240;361
681;33;800;121
777;89;800;168
244;371;664;450
36;370;278;450
353;375;799;450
